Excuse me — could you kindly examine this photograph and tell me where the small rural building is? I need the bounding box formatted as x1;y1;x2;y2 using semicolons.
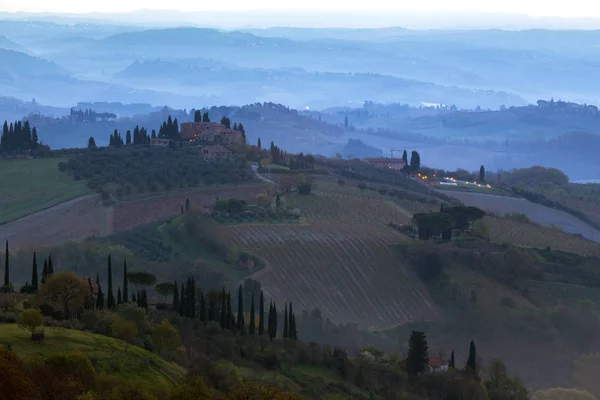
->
427;357;449;373
150;138;171;146
362;157;406;171
201;145;232;161
180;122;245;144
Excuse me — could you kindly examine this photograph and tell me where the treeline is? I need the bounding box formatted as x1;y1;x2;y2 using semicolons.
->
69;107;116;122
413;205;486;241
0;120;40;153
167;278;299;340
108;126;154;148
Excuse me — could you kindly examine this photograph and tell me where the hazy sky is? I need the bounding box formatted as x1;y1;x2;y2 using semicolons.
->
0;0;597;18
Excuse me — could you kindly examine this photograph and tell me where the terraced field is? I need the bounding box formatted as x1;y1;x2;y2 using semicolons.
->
221;188;442;330
484;217;600;257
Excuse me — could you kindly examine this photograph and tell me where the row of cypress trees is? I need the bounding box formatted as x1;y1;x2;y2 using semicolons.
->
3;241;55;293
94;256;150;310
172;278;298;339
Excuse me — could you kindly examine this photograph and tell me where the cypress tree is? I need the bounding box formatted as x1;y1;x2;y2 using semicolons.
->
142;289;148;311
283;303;289;338
258;291;265;335
220;287;227;329
189;277;196;317
289;302;295;339
3;240;8;288
31;252;38;292
290;314;297;340
107;256;115;309
117;287;122;304
226;291;233;330
406;331;429;377
466;340;477;375
137;290;141;306
450;351;455;369
180;283;185;316
41;259;48;285
267;302;273;339
199;289;207;325
237;285;246;335
272;303;278;339
249;294;256;336
173;281;179;312
95;273;104;309
48;255;54;275
123;260;128;303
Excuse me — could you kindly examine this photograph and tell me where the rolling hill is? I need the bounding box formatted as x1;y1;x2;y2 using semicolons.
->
0;323;185;386
220;178;442;330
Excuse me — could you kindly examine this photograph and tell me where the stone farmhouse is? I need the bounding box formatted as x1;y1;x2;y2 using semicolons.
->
180;122;245;145
427;357;449;373
201;145;233;161
150;138;171;146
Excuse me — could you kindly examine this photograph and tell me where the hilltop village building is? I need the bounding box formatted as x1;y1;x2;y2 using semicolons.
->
362;157;407;171
180;122;245;145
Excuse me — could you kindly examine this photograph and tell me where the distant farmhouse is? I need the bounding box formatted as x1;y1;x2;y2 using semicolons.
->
150;138;170;147
180;122;245;145
362;157;406;171
201;145;233;161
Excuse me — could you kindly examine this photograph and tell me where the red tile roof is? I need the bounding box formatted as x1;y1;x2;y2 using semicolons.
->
428;357;449;368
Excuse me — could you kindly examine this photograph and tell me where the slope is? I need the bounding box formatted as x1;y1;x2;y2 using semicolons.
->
0;323;185;386
220;180;442;330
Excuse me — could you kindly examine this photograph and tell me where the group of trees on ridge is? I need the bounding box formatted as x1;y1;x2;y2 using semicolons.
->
0;120;40;153
412;205;486;241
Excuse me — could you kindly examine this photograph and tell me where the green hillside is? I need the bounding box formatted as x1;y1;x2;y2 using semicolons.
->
0;323;185;386
0;157;90;224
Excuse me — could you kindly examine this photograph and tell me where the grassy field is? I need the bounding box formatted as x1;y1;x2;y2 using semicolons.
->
525;280;600;310
0;323;185;386
220;183;442;330
0;158;90;224
484;217;600;257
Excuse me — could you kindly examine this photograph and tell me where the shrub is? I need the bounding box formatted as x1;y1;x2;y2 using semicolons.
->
80;309;100;331
337;179;346;186
262;351;280;369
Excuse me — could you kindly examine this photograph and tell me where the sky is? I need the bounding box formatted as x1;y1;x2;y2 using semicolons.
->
0;0;598;18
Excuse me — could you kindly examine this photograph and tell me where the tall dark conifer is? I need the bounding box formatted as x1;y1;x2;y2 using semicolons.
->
289;302;295;339
258;291;265;335
283;303;289;338
466;340;477;376
249;294;256;336
220;287;227;329
117;287;122;304
450;351;455;369
95;273;104;309
48;255;54;275
272;303;278;339
172;281;180;312
31;252;38;291
41;259;48;284
237;285;246;335
123;260;128;303
227;291;234;330
106;256;115;309
4;240;9;287
199;289;207;325
406;331;429;377
179;283;185;316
